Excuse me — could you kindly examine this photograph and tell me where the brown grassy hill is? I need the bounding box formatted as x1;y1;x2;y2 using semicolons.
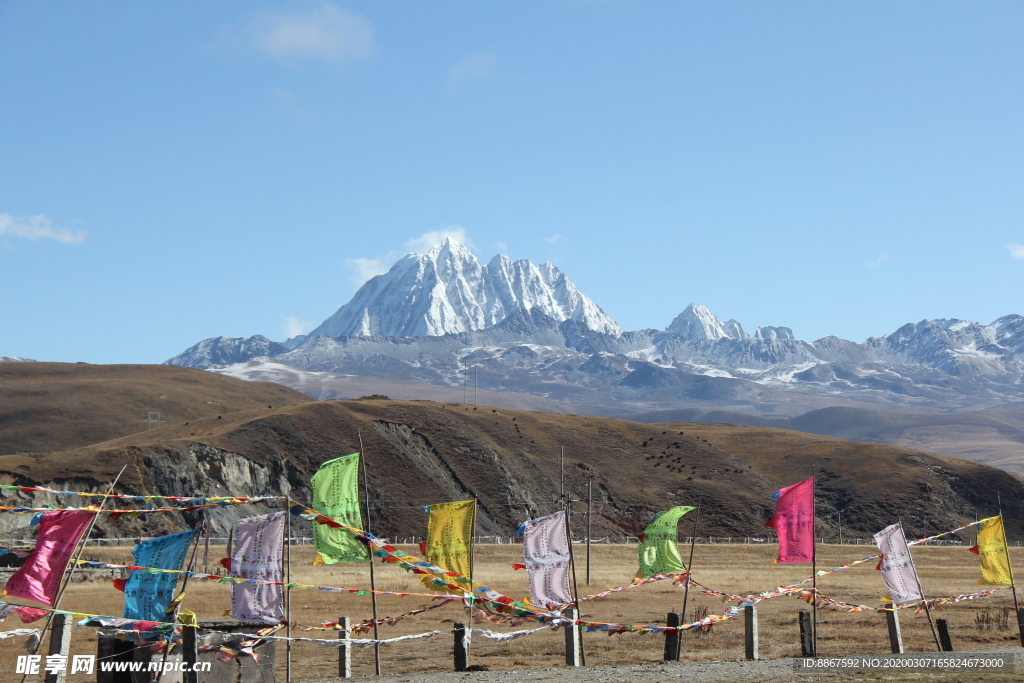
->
0;362;311;455
1;398;1020;545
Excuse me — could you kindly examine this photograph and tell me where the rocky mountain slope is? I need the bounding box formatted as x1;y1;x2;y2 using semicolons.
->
1;397;1020;543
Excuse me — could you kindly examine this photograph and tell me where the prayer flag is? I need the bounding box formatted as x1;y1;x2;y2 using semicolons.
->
310;453;368;563
636;506;695;578
874;522;923;603
521;510;573;608
425;500;475;588
765;477;814;563
123;529;198;621
2;511;93;622
976;516;1012;585
231;511;285;623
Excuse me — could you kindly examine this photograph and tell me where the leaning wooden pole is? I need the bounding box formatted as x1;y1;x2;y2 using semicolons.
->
358;430;382;676
997;494;1023;647
677;488;704;658
900;518;942;651
564;496;586;666
285;489;293;683
22;464;127;683
811;467;817;656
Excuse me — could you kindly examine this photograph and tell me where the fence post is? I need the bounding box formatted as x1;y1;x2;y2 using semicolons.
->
1016;608;1024;648
96;633;116;683
744;605;758;660
936;618;954;652
183;624;198;683
338;616;351;678
885;607;903;654
562;608;581;667
453;622;469;672
44;613;72;683
799;611;814;657
663;613;680;662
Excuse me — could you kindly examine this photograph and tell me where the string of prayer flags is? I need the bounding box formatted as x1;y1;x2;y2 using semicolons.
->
521;510;572;608
230;512;285;623
765;477;814;563
972;515;1013;585
1;510;94;623
425;500;475;591
310;453;368;564
874;522;923;603
123;529;199;621
636;506;695;578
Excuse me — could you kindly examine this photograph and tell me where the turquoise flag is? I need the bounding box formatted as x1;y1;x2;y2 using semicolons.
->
123;529;198;621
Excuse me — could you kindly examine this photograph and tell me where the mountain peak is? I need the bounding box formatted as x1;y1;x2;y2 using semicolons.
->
307;241;621;338
667;304;749;340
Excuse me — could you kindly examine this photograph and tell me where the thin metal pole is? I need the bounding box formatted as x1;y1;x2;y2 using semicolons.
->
838;510;843;545
586;476;593;585
997;494;1023;646
358;430;382;676
564;497;586;666
900;518;942;651
463;356;467;404
474;364;478;405
285;490;293;683
559;447;565;507
678;488;704;659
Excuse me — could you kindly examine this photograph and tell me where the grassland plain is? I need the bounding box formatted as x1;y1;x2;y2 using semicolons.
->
2;543;1022;681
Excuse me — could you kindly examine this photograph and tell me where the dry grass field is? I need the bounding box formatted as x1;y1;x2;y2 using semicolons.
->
2;542;1022;681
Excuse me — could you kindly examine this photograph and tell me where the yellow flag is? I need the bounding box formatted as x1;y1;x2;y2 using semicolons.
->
425;500;475;589
976;516;1013;585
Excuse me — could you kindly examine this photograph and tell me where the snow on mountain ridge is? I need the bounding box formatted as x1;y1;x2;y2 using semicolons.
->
309;237;621;338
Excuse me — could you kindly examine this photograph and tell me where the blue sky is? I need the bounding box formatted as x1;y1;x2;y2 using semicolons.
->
1;1;1021;364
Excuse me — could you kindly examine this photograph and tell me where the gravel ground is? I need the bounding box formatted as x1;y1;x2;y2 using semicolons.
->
302;648;1022;683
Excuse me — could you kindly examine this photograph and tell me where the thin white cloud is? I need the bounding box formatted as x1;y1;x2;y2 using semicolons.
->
346;227;476;290
347;257;389;289
447;50;497;92
242;2;373;65
544;234;566;244
1006;244;1024;260
866;254;889;270
0;213;87;245
496;241;508;252
405;226;474;253
281;315;314;339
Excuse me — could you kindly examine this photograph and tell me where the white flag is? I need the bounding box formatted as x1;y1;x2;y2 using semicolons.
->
873;522;923;603
522;510;573;608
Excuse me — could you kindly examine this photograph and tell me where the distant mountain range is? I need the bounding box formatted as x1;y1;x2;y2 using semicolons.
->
167;237;1024;425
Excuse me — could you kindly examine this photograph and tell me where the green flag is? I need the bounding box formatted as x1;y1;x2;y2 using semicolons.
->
636;506;695;578
311;453;369;564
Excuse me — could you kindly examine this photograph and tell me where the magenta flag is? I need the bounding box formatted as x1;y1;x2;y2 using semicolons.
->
2;511;93;622
765;477;814;563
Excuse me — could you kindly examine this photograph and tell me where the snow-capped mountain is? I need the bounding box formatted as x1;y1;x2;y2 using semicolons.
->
309;237;620;338
165;239;1024;415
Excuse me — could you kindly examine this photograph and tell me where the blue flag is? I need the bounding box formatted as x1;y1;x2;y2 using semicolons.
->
123;529;198;621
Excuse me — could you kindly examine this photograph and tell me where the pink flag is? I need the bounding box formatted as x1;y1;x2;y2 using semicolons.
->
765;477;814;563
873;522;923;603
2;511;94;622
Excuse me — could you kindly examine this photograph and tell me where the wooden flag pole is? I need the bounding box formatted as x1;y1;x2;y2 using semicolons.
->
900;518;942;651
285;489;293;683
586;475;593;586
564;495;586;666
358;430;382;676
677;488;704;659
811;467;817;657
997;494;1023;647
